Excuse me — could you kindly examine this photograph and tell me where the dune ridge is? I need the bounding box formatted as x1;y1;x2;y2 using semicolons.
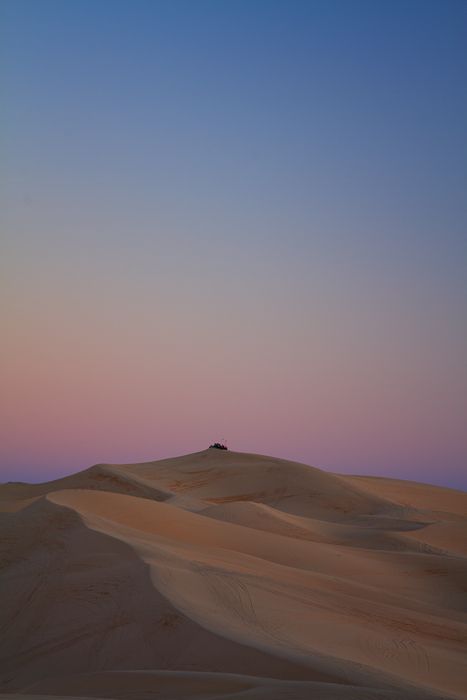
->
1;449;466;699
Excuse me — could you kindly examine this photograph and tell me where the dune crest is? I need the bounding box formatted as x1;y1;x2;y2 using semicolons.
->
1;450;466;700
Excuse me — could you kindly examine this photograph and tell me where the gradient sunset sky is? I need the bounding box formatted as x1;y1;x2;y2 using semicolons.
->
2;0;467;488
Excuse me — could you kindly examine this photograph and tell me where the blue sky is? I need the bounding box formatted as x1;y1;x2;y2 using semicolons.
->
2;1;467;488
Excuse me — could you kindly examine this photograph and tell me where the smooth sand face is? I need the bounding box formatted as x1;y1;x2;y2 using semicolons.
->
1;450;466;700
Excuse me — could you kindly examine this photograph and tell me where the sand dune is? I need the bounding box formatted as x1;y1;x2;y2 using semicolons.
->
1;450;466;699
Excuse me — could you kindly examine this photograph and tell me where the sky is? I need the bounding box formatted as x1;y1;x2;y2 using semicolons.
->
1;0;467;489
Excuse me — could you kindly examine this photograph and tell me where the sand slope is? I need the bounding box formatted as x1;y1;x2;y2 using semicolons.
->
1;450;466;700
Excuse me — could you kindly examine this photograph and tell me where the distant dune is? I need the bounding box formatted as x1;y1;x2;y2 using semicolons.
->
1;450;466;700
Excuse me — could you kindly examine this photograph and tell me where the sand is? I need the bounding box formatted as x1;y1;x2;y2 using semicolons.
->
1;449;466;699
